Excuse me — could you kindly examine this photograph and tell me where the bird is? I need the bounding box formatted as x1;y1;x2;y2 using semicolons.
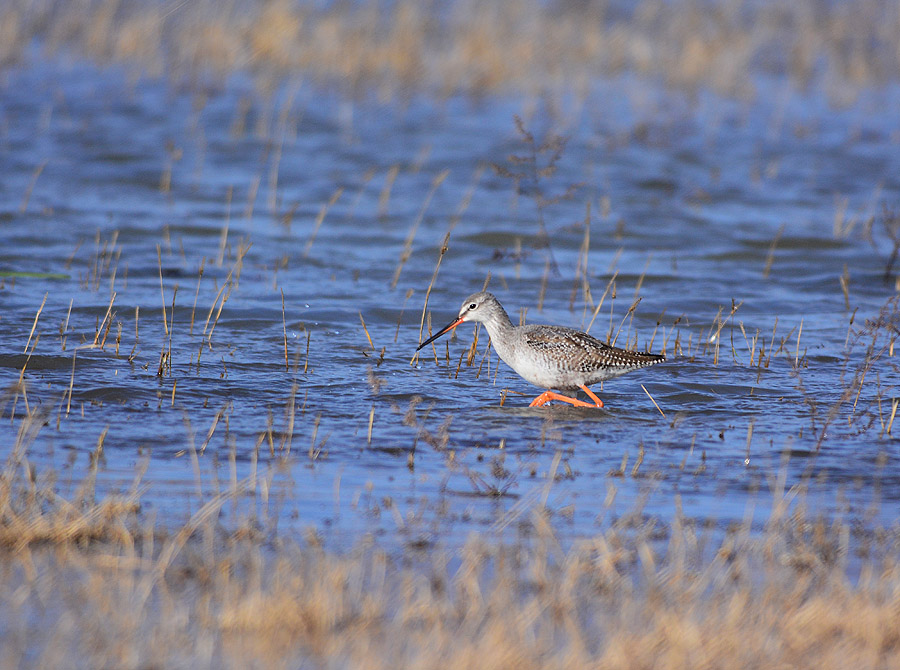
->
416;291;665;408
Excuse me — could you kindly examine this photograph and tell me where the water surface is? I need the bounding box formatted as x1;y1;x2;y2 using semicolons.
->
2;61;900;553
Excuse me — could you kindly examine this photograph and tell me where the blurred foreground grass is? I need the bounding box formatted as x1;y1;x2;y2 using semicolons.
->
1;0;898;99
2;411;899;668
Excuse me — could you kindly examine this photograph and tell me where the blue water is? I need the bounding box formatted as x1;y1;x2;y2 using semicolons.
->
2;60;900;552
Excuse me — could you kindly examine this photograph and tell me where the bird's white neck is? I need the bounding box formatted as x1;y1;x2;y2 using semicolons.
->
480;304;516;361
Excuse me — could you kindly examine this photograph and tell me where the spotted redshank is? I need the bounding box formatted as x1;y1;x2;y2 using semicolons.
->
416;291;665;408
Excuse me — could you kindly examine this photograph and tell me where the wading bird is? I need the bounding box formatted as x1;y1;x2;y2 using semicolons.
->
417;291;665;408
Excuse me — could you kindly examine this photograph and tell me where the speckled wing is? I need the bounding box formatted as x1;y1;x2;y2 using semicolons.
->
522;325;609;372
522;325;665;381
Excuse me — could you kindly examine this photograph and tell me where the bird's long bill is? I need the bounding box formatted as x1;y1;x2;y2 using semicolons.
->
416;316;465;351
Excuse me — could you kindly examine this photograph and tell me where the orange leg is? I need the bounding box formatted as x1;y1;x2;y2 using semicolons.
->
578;384;604;408
529;388;603;408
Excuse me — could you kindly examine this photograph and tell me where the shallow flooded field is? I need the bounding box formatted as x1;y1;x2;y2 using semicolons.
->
4;61;899;549
2;0;900;665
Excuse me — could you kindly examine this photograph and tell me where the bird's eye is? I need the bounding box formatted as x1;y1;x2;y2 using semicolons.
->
468;303;477;310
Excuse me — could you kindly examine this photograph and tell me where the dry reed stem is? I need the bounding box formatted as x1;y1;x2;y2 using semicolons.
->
199;406;226;456
308;412;321;459
64;350;76;417
887;398;899;435
840;264;851;309
23;291;47;354
391;169;450;290
641;384;666;418
359;312;374;350
181;413;204;497
303;187;344;258
245;174;261;220
266;125;285;214
60;297;73;351
572;202;592;319
611;297;641;347
217;185;233;267
304;331;311;374
632;255;651;304
412;232;451;363
378;165;400;217
18;160;46;213
232;240;251;289
745;419;755;465
586;272;618;335
279;384;298;454
90;292;116;347
763;223;785;278
395;288;414;343
152;247;167;341
280;288;289;371
709;300;743;365
15;341;36;415
163;286;177;374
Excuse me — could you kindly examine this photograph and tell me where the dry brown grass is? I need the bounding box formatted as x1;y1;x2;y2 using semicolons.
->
2;411;900;668
2;0;899;98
